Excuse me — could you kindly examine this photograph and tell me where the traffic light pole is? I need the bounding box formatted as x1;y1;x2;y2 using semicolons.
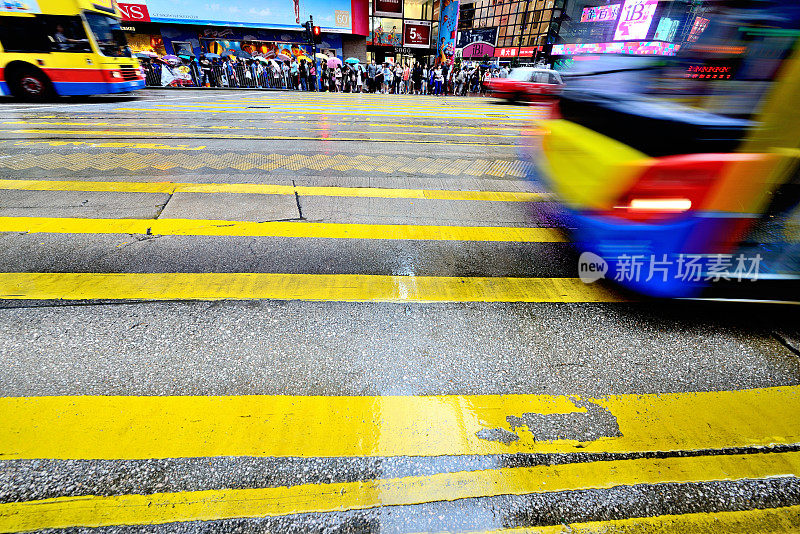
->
310;15;318;91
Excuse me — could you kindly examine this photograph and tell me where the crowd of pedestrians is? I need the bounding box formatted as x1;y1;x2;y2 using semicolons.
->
145;53;514;96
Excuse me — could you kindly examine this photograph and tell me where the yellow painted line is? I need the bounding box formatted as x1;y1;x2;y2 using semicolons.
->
115;107;535;121
1;386;798;459
3;129;517;146
1;452;799;531
0;179;550;202
0;273;616;302
0;122;528;138
471;506;800;533
9;140;205;150
4;120;527;131
0;217;564;242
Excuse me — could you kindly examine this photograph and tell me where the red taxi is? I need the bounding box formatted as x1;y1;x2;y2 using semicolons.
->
484;67;564;102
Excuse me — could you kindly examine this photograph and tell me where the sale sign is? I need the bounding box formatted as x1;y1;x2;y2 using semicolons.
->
118;1;150;22
403;20;431;48
613;0;658;41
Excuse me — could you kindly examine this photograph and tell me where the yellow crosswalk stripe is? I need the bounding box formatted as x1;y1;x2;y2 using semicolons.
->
0;179;550;202
1;452;798;531
468;506;800;534
0;217;564;242
0;273;617;302
117;107;537;121
2;387;797;459
1;129;517;145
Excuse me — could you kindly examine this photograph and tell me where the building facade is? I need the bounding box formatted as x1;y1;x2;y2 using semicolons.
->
366;0;439;64
117;0;369;62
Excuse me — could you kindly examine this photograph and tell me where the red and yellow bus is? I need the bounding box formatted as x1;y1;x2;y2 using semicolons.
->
0;0;145;99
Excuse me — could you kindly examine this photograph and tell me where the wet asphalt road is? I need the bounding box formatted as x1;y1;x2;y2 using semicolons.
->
0;89;800;533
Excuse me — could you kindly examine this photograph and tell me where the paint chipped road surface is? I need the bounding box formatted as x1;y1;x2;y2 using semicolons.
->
0;90;799;533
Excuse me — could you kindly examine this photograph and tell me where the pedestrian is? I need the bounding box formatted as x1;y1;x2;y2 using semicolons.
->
309;62;316;91
421;65;428;94
393;65;401;94
367;59;377;93
335;65;342;92
356;65;363;93
434;65;443;95
299;59;308;91
402;63;410;94
382;63;391;93
199;55;212;87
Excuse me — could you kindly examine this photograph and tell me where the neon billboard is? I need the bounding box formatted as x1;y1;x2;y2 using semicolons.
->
614;0;658;41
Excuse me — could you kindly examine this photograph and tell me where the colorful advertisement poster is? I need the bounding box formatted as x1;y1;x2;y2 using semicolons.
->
437;0;460;64
374;0;402;17
580;4;620;23
687;16;709;42
132;0;355;32
403;20;431;48
613;0;658;41
552;40;679;56
369;17;402;46
653;16;678;41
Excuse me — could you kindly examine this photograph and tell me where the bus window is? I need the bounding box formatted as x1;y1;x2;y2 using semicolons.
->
42;16;92;53
84;12;131;58
0;17;50;53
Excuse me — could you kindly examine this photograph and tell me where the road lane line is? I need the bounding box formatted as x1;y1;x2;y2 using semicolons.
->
114;107;536;121
1;452;799;531
0;218;565;242
0;273;617;302
464;506;800;533
1;387;798;459
0;179;550;202
1;129;518;146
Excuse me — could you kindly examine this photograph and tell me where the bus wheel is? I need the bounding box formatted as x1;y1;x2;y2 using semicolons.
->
10;68;54;101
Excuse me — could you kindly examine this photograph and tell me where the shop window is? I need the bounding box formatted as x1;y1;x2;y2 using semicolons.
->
405;0;434;20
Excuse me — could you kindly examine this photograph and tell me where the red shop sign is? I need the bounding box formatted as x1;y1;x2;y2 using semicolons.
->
403;21;431;48
494;47;518;57
518;46;542;56
118;2;151;22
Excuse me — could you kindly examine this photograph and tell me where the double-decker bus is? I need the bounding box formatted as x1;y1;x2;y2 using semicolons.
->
0;0;144;99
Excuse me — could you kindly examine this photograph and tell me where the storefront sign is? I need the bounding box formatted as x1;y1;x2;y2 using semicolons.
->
137;0;356;32
553;41;679;56
393;46;412;54
403;20;430;48
118;2;151;22
456;27;497;48
494;47;518;58
460;41;494;58
437;0;460;65
614;0;659;41
581;4;620;23
518;46;542;57
374;0;402;17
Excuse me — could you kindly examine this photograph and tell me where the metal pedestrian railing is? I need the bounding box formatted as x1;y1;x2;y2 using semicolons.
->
141;61;306;90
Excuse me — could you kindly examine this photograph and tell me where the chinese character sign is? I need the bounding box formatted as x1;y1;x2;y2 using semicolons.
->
614;0;659;41
437;0;460;65
580;4;620;23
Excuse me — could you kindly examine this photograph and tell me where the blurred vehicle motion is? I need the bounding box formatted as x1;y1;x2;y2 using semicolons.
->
485;67;565;102
537;0;800;299
0;0;144;99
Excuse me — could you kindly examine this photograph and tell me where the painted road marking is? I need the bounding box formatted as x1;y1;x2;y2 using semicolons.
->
10;140;206;150
2;387;798;459
0;217;564;242
0;179;550;202
1;128;518;146
0;152;528;176
0;123;528;139
115;107;537;121
0;452;798;531
3;119;527;132
0;273;619;302
473;506;800;534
